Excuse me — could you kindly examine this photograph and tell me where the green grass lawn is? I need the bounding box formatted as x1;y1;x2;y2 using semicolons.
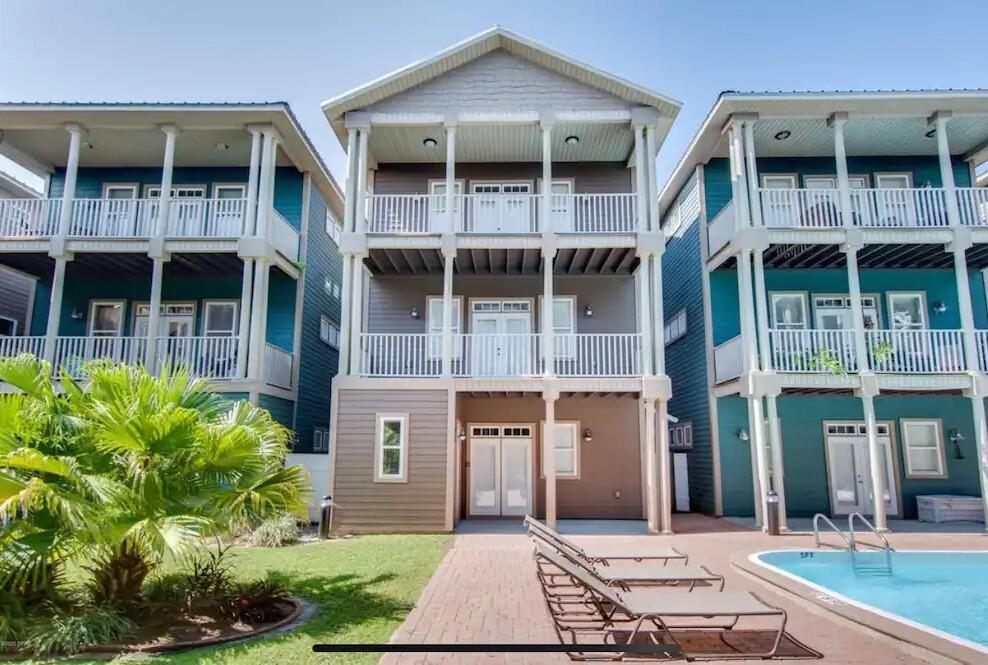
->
38;534;450;665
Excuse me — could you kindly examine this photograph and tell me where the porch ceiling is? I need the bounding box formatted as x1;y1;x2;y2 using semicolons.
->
0;252;245;278
745;242;988;270
364;246;637;276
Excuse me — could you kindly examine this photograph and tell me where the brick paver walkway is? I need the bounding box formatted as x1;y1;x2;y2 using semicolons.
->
382;514;985;664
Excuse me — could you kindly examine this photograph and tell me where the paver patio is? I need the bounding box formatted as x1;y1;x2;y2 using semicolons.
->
382;514;986;664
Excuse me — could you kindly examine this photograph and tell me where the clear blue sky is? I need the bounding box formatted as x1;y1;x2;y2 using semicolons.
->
2;0;986;191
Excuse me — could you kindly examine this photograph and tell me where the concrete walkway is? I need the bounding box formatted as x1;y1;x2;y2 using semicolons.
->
382;514;987;664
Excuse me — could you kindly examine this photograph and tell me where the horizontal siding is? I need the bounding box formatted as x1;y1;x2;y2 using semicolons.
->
0;267;35;335
333;389;449;533
257;394;295;430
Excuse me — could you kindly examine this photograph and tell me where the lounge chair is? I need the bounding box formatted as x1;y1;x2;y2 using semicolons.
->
525;515;688;565
534;544;787;660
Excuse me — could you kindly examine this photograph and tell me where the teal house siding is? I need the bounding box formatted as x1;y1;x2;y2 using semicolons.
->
715;396;754;516
257;394;296;432
703;159;732;221
663;216;715;513
265;271;297;352
709;270;741;346
754;155;972;189
293;186;342;453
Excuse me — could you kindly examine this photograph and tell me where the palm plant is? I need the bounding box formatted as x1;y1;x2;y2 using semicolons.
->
0;356;309;604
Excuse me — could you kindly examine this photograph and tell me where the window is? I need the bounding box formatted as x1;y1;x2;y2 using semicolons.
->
326;210;341;245
319;316;340;349
426;296;463;359
664;309;687;345
144;185;207;198
670;421;693;450
213;184;246;199
375;414;408;482
888;292;927;329
541;421;579;479
88;301;125;337
552;296;576;359
761;174;798;189
0;316;16;337
102;184;138;199
812;294;881;330
313;427;330;453
901;419;946;478
769;293;808;329
202;301;238;337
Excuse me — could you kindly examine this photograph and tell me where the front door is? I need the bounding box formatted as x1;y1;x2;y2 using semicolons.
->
471;183;533;233
469;300;533;376
468;425;533;517
825;422;898;517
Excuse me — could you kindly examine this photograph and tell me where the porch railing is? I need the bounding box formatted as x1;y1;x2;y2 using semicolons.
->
54;336;148;378
262;343;294;389
713;335;743;383
850;188;949;228
0;336;46;359
0;199;61;237
977;331;988;373
551;193;638;233
757;187;952;229
155;336;240;380
454;333;543;377
957;187;988;227
270;209;300;261
552;333;642;376
866;329;966;373
366;194;435;234
760;188;843;228
769;329;858;373
707;200;735;255
357;333;443;377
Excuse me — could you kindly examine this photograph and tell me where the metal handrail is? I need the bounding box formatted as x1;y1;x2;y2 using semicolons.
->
848;512;893;552
812;513;852;550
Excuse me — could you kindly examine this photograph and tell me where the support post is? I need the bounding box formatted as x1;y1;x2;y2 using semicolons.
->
57;125;83;236
237;258;254;378
441;252;454;377
736;251;758;373
247;260;270;380
643;398;658;533
657;398;673;534
337;255;354;375
765;394;788;530
646;124;660;232
541;119;553;234
633;123;648;230
845;246;870;370
969;396;988;532
752;250;772;370
748;396;771;529
544;395;557;530
255;131;277;239
156;125;179;237
951;242;979;372
348;258;365;377
650;251;665;375
542;248;555;376
342;127;359;233
244;128;262;235
728;119;752;228
354;128;370;234
829;113;854;227
444;123;457;233
932;111;961;227
43;257;68;363
636;257;653;375
742;118;762;227
145;257;166;367
862;393;888;531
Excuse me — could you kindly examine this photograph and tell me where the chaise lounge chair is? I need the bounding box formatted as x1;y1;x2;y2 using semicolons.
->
525;515;688;565
534;544;787;660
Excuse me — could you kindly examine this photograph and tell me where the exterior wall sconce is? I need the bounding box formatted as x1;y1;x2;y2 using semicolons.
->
584;304;594;318
70;309;85;320
932;301;948;315
583;428;593;443
457;427;467;443
410;305;420;319
737;428;749;442
949;429;965;459
773;130;791;141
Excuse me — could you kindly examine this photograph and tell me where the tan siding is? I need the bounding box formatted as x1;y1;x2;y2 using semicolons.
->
333;389;450;533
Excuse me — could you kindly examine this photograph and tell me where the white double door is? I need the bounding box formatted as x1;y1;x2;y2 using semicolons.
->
470;300;534;376
471;183;533;233
468;425;533;517
825;422;898;516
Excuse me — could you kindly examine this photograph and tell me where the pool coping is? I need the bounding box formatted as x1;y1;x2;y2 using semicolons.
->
735;549;988;665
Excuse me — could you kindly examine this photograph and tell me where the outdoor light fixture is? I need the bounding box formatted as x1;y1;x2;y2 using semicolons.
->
737;428;750;442
584;304;594;318
925;128;937;138
422;137;438;148
583;428;593;443
70;309;85;320
409;305;420;319
457;427;467;443
83;141;94;150
214;141;229;151
565;135;580;145
773;130;791;141
933;301;948;315
949;429;965;459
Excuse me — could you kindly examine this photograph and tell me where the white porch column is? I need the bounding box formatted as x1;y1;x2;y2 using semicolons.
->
544;394;558;530
862;393;888;531
728;119;752;228
742;117;762;227
951;241;979;372
57;124;83;236
737;251;759;373
255;131;277;239
542;247;555;375
650;251;665;375
968;397;988;531
156;125;179;237
336;254;354;375
236;258;254;378
441;252;454;377
342;128;359;233
145;258;166;367
244;128;262;235
645;124;660;232
43;257;69;363
845;247;871;370
444;122;457;233
348;257;366;376
633;123;648;230
657;398;673;534
931;111;961;227
354;127;371;234
541;119;553;234
643;397;658;532
752;251;772;370
748;395;771;529
765;394;788;530
247;260;269;380
829;113;854;227
636;257;653;375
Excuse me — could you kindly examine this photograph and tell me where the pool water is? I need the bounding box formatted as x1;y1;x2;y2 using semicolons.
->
757;550;988;649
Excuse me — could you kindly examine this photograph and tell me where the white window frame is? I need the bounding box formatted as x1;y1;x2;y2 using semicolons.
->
143;184;207;198
900;418;947;478
811;293;882;330
541;420;580;479
313;427;330;453
769;292;809;329
319;315;340;349
101;183;138;199
426;295;463;360
670;421;693;450
760;174;798;189
88;300;126;337
131;301;196;336
875;172;914;189
211;183;247;199
0;315;18;337
887;292;928;329
374;413;409;482
201;300;239;337
664;309;687;345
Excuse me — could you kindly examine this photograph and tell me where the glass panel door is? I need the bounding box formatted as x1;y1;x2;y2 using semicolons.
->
500;436;532;516
101;185;138;236
500;184;532;233
469;436;500;515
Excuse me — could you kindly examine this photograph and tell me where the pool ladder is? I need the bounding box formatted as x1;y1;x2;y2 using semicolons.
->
813;512;894;576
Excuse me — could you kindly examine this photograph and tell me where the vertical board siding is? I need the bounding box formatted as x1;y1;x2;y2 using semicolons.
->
333;389;449;533
293;187;342;452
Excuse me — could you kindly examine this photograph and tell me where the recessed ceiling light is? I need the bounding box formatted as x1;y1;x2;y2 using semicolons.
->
924;128;936;138
565;135;580;145
773;130;792;141
83;141;94;150
214;141;229;151
422;137;438;148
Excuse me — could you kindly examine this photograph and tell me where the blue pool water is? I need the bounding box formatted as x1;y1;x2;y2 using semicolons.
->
757;550;988;649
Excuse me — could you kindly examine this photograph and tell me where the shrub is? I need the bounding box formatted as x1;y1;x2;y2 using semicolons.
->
221;578;292;624
0;591;27;645
184;545;235;599
23;604;136;657
249;513;301;548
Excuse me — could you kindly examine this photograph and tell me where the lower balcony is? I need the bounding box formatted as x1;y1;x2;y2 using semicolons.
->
355;333;643;378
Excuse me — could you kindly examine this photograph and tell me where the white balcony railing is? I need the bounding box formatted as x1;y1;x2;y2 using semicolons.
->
707;200;735;255
263;343;294;389
551;194;638;233
270;209;300;261
769;329;858;373
713;335;743;383
850;188;949;228
760;188;843;228
0;336;46;359
367;194;435;234
460;194;541;234
552;333;642;376
957;188;988;227
357;333;443;377
455;333;543;377
155;336;240;380
866;329;966;373
54;336;148;379
0;199;62;237
977;331;988;373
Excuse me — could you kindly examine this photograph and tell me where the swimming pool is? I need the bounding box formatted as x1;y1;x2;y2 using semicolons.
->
752;550;988;657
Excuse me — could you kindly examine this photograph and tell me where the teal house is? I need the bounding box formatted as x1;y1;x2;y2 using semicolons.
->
0;103;345;500
658;91;988;529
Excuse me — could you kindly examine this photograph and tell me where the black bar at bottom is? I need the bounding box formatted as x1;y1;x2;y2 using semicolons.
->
313;643;681;654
